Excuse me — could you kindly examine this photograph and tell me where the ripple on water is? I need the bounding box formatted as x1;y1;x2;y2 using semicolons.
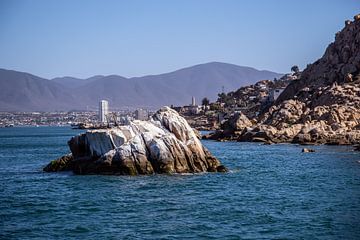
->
0;127;360;239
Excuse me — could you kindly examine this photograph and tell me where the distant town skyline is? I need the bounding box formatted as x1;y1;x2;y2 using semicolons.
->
0;0;359;79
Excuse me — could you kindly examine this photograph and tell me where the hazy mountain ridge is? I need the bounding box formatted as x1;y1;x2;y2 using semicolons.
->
0;62;282;111
52;75;105;89
0;69;79;111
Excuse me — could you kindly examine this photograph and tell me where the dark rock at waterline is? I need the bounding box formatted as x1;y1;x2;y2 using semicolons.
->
43;154;74;172
216;165;228;172
302;148;315;153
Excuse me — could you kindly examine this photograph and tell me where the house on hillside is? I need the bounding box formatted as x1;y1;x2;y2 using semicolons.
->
269;88;285;102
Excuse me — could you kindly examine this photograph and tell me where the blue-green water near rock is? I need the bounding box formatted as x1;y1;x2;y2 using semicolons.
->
0;127;360;239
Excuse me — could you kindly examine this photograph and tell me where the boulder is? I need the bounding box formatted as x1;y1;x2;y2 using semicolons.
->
44;107;226;175
43;154;74;172
302;148;315;153
222;112;253;132
237;126;276;142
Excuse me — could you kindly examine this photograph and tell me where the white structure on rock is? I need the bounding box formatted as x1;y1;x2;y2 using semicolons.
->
135;109;148;121
99;100;109;123
191;96;196;106
269;88;285;102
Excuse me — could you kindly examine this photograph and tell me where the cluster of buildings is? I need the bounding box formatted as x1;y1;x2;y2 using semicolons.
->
0;111;99;127
97;99;149;127
1;72;296;129
0;100;151;128
172;96;206;115
216;73;298;119
167;73;299;130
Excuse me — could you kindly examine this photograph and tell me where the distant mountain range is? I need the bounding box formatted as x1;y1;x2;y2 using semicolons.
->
0;62;283;111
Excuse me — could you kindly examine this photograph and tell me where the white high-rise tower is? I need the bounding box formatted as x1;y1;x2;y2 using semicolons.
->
99;100;109;123
191;96;196;106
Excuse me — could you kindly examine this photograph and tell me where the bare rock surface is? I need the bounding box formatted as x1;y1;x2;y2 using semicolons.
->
44;107;226;175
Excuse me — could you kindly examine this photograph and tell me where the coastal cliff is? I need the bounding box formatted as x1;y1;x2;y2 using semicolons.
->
208;14;360;145
44;107;226;175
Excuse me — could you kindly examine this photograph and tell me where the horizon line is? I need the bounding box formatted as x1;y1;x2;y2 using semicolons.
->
0;61;285;81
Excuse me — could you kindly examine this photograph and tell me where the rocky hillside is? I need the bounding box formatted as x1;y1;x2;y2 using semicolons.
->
276;17;360;104
216;73;297;119
209;14;360;145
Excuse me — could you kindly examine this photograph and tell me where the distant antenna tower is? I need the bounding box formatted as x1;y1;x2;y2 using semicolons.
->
222;86;225;93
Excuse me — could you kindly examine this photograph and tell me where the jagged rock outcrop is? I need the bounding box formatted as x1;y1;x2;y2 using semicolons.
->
208;14;360;145
44;107;226;175
43;154;74;172
226;112;253;132
204;112;252;141
276;16;360;104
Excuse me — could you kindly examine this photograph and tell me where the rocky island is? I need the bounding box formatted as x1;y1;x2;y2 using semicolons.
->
207;14;360;146
44;107;226;175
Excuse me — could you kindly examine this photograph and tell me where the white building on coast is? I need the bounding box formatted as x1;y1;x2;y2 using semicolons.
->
99;100;109;123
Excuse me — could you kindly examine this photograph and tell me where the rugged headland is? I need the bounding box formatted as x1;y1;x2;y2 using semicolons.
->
44;107;226;175
207;15;360;145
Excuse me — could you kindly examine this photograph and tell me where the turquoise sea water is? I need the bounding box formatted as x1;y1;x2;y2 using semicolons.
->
0;126;360;239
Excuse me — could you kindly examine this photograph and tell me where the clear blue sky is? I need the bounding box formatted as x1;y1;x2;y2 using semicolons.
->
0;0;359;79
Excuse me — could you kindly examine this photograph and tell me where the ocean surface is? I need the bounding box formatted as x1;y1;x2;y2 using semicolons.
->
0;127;360;239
